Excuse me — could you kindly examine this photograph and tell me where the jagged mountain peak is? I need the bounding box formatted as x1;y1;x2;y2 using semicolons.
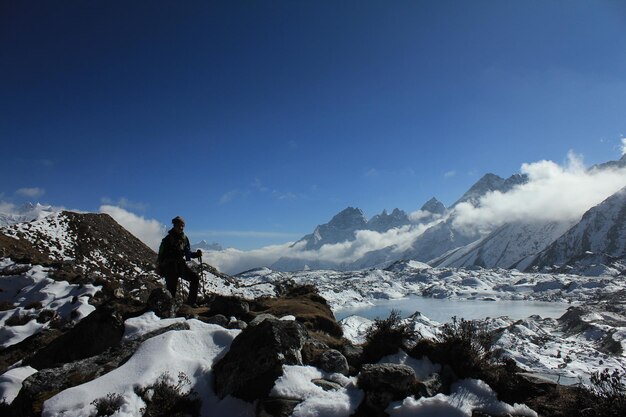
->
420;197;446;215
451;173;527;208
367;207;410;233
191;240;224;252
328;207;367;226
589;153;626;171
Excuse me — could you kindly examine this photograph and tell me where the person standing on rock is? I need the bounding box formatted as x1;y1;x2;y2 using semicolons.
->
157;216;202;306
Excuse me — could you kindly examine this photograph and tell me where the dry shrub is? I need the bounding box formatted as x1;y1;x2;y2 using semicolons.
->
362;310;418;364
91;393;124;417
134;372;201;417
432;316;495;379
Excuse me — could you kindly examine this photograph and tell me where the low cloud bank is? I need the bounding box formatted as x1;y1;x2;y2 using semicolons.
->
453;152;626;232
204;223;437;274
99;205;165;251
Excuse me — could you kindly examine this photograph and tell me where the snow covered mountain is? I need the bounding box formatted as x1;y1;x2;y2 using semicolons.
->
366;208;410;232
191;240;224;252
0;203;58;227
530;185;626;273
430;220;576;270
401;216;481;263
0;210;158;278
292;207;368;251
420;197;446;215
450;173;527;208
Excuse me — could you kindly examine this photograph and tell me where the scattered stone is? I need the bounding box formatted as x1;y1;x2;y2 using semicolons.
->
208;295;250;318
256;397;301;417
318;349;349;375
204;314;229;327
227;318;248;330
312;378;343;391
358;363;417;395
249;313;279;327
354;363;420;417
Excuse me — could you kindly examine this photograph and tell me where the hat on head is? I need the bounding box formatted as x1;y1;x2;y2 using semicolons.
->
172;216;185;225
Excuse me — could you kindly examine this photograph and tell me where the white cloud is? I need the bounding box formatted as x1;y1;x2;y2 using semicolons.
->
444;170;456;178
100;197;148;212
219;189;242;205
187;230;302;239
365;168;379;178
452;151;626;232
621;137;626;156
204;222;437;274
16;187;45;198
0;201;16;213
202;242;296;274
99;205;165;251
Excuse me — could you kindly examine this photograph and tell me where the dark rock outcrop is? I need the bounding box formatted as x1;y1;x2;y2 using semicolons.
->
318;349;349;375
354;363;423;417
146;288;176;318
25;303;125;370
213;317;308;401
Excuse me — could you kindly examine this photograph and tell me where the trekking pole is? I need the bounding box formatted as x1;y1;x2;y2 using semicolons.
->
199;253;207;299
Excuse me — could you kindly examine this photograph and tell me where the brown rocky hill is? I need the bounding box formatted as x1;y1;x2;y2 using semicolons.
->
1;211;157;276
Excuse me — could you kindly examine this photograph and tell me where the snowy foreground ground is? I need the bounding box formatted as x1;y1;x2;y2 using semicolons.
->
1;259;625;416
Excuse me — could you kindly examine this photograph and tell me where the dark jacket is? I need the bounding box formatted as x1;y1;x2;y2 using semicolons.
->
157;229;196;269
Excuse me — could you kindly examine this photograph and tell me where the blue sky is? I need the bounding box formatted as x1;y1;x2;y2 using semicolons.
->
2;1;626;250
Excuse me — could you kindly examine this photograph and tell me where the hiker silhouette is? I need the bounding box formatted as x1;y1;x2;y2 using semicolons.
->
156;216;202;306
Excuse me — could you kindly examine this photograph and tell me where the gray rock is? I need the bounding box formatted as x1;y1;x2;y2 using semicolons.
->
146;288;176;318
248;313;279;327
204;314;229;327
312;378;343;391
25;304;125;370
209;295;249;317
358;363;417;394
213;317;308;401
342;343;364;368
318;349;349;375
354;363;420;417
227;318;248;330
257;397;301;417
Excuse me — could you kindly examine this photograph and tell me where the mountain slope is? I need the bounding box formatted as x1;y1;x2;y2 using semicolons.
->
401;217;481;263
1;211;157;277
430;220;575;270
530;186;626;271
292;207;367;251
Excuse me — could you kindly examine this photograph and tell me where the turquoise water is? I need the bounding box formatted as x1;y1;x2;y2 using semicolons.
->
334;295;570;322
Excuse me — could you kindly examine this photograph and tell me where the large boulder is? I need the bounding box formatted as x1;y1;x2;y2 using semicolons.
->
25;303;125;370
146;288;176;318
213;317;308;402
251;285;342;338
318;349;349;375
354;363;422;417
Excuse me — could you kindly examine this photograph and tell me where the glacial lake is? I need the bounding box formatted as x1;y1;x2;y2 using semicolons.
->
334;296;571;322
